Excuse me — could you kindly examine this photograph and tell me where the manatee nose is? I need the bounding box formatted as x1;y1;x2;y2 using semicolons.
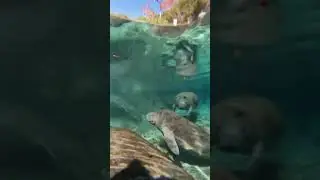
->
179;101;187;106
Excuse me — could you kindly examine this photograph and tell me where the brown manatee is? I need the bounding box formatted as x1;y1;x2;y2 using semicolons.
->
173;92;199;115
146;109;210;165
161;40;198;78
174;40;198;78
109;128;194;180
211;96;283;161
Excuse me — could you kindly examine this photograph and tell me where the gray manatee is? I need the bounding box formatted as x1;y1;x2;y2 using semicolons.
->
173;92;199;115
211;96;283;166
146;109;210;163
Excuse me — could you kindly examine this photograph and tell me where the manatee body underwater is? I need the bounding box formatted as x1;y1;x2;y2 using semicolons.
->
146;109;210;166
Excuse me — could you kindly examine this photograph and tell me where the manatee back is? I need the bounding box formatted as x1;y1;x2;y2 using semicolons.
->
160;110;210;157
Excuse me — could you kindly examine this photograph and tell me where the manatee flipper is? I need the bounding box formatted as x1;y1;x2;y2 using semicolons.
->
252;141;264;159
180;40;193;53
162;126;180;155
193;95;198;106
248;141;264;168
172;104;177;111
190;54;195;64
187;106;193;115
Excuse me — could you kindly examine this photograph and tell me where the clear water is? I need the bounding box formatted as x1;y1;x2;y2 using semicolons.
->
110;19;210;179
110;0;320;179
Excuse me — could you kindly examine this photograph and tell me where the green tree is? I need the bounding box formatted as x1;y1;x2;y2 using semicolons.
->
137;15;169;24
162;0;208;24
136;16;148;21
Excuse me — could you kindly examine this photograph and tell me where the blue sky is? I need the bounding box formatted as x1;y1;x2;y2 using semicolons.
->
110;0;161;18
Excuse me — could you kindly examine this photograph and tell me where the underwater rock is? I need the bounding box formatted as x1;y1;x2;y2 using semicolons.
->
211;96;283;167
173;92;199;115
110;128;194;180
146;109;210;165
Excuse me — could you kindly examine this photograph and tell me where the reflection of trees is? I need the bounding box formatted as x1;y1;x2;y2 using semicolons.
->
139;0;209;25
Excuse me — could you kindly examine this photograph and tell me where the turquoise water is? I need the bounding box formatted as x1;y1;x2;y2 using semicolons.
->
111;0;320;179
110;20;210;179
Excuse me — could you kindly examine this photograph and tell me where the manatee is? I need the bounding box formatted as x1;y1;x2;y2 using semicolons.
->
211;96;283;163
110;128;194;180
174;40;198;78
173;92;199;115
174;40;197;64
161;40;198;78
145;109;210;163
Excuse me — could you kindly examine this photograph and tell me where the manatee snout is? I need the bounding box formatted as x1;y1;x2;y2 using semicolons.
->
146;112;159;125
177;98;188;108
